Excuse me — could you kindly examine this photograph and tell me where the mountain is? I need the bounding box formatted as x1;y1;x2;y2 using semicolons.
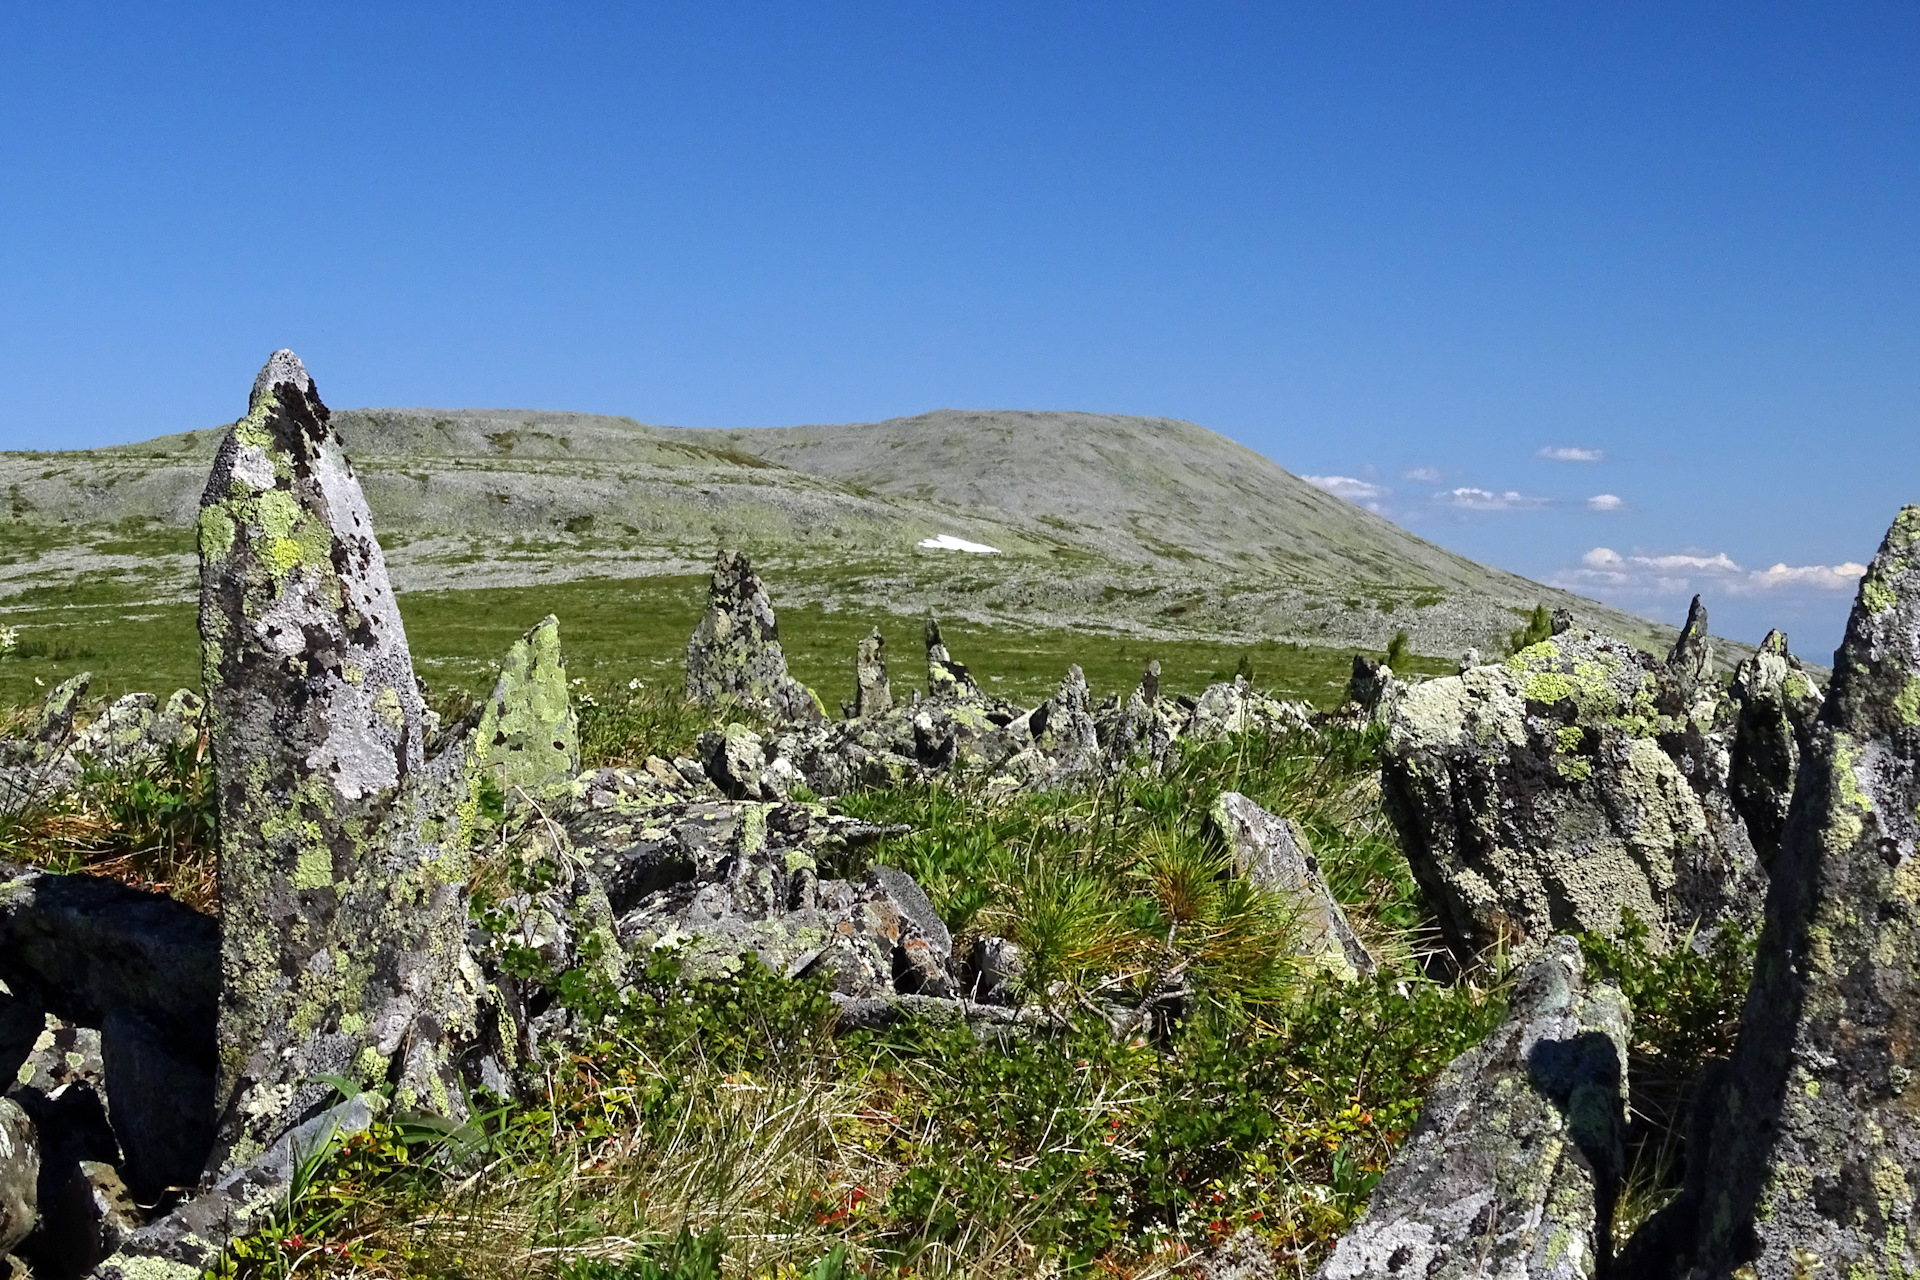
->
0;405;1689;661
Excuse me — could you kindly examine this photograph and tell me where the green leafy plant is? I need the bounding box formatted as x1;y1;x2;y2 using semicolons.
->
1506;603;1553;655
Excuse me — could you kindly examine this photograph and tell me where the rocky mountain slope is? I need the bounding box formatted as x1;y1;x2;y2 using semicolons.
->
1;404;1692;660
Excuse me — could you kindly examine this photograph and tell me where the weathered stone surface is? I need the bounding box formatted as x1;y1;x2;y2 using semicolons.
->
1317;937;1629;1280
684;550;824;725
852;628;892;718
1348;655;1395;718
1666;594;1714;698
473;614;578;804
1724;629;1823;869
94;1093;374;1280
966;936;1025;1006
864;865;953;996
1209;793;1373;978
0;1098;35;1257
46;1160;142;1278
603;799;919;997
0;862;217;1052
197;351;478;1171
924;618;981;700
1382;630;1764;961
1677;506;1920;1278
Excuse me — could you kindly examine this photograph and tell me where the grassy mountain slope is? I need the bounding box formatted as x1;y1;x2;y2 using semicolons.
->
0;404;1703;704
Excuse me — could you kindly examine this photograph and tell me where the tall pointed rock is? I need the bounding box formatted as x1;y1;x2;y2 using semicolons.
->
1688;507;1920;1275
198;351;476;1173
683;550;824;724
473;614;579;802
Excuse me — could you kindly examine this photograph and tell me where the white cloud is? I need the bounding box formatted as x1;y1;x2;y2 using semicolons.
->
918;533;1001;554
1554;547;1866;598
1402;466;1443;483
1434;487;1546;511
1538;446;1605;462
1744;562;1869;593
1586;493;1624;512
1305;475;1390;508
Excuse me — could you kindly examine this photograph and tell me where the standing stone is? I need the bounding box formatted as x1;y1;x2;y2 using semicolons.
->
1209;793;1373;978
684;551;824;724
1683;507;1920;1277
197;350;478;1173
1667;594;1714;697
1724;629;1823;870
925;618;981;700
853;628;892;718
473;614;579;803
1317;937;1629;1280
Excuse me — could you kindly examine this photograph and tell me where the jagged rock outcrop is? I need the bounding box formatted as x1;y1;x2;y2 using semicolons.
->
684;551;825;725
1724;629;1823;869
925;617;980;700
0;680;203;813
473;613;579;804
1667;507;1920;1278
1317;937;1629;1280
195;350;480;1171
1209;793;1373;978
1381;628;1765;961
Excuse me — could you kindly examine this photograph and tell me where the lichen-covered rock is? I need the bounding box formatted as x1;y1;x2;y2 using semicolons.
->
1666;594;1714;698
197;351;479;1171
1317;937;1629;1280
473;614;579;804
47;1160;142;1277
0;673;92;810
864;865;953;996
852;628;892;718
1679;506;1920;1278
94;1092;375;1280
1381;630;1765;961
1209;793;1373;978
924;618;981;700
684;551;824;725
1724;629;1823;869
1348;655;1395;718
0;1097;36;1257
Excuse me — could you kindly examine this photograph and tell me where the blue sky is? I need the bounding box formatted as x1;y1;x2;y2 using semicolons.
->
3;3;1916;657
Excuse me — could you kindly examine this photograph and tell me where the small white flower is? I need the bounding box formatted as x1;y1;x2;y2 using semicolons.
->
0;627;17;652
627;677;643;691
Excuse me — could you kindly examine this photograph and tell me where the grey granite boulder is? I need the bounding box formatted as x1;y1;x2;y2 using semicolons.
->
197;350;479;1171
1317;937;1629;1280
1724;629;1823;869
1382;630;1764;962
684;550;824;725
1677;506;1920;1277
1209;793;1373;978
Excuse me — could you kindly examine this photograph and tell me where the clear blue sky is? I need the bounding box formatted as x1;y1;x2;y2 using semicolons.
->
4;3;1916;657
